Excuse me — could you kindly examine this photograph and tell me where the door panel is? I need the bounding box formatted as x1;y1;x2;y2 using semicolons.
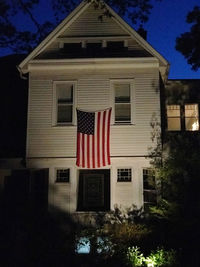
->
78;170;110;211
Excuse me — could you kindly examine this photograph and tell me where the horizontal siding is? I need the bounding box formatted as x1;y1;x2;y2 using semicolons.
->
61;5;128;37
27;68;159;157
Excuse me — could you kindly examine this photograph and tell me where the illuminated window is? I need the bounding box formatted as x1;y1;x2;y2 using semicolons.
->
167;105;181;131
167;104;199;131
53;81;75;125
143;169;157;208
185;104;199;131
117;168;132;182
56;169;70;183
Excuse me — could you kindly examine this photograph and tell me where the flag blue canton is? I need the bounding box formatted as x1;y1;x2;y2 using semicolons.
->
77;110;95;135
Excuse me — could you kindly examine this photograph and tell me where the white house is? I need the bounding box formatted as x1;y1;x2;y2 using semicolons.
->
18;0;169;215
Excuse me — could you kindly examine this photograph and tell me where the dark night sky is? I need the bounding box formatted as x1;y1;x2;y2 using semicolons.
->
1;0;200;79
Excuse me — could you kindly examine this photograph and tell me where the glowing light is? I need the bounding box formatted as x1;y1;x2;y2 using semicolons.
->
192;121;199;131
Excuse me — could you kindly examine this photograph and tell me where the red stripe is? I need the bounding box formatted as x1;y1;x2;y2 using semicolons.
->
107;108;112;165
102;110;106;166
82;134;85;168
92;134;95;168
97;112;101;168
76;132;81;166
87;135;90;169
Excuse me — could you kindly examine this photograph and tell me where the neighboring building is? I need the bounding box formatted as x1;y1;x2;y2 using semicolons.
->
4;0;199;217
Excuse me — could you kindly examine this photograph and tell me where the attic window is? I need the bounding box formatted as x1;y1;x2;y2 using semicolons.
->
63;43;82;51
107;41;124;51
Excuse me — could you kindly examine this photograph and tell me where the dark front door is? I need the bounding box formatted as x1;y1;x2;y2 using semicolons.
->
78;170;110;211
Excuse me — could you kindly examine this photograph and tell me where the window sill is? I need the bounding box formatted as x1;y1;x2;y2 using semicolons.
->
112;123;135;126
52;124;76;128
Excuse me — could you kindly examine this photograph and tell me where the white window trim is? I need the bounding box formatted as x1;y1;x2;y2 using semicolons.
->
110;79;135;125
116;167;133;183
55;167;71;184
52;81;77;126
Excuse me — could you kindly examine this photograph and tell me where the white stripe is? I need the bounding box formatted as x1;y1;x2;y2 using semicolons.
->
99;110;103;167
94;112;98;168
105;110;109;166
79;133;83;167
84;134;87;168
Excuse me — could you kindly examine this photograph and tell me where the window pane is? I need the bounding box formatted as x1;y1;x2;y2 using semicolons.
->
143;169;157;207
185;104;198;117
57;84;73;103
143;169;155;190
167;105;181;131
185;104;199;131
167;118;181;131
117;168;132;182
167;105;180;117
57;105;72;123
115;103;131;122
56;169;70;183
144;191;157;203
185;118;199;131
115;84;130;103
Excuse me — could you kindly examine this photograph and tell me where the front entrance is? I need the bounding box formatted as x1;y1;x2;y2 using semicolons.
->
77;170;110;211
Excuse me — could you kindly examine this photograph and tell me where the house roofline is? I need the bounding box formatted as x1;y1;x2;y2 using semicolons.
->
18;0;169;75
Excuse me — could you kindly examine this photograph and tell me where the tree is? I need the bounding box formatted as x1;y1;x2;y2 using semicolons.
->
0;0;162;54
176;6;200;71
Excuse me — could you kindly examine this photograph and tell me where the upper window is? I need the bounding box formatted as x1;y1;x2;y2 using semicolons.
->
167;104;199;131
167;105;181;131
111;80;134;124
53;81;75;125
185;104;199;131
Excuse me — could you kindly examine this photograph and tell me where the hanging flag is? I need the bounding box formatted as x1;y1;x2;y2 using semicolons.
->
76;108;112;168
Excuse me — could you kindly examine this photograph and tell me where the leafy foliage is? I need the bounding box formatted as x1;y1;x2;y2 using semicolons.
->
127;246;178;267
176;6;200;70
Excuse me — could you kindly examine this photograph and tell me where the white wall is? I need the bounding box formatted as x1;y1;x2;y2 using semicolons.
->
27;67;160;158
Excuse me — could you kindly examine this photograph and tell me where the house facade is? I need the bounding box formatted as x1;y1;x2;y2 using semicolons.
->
18;0;169;214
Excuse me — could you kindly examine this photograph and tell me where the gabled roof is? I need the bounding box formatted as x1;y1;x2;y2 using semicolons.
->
19;0;169;74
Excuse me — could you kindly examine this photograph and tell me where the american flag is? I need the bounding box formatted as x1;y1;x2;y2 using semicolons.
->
76;108;112;168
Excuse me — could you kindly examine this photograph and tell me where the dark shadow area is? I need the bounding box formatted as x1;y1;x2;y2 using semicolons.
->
0;54;28;158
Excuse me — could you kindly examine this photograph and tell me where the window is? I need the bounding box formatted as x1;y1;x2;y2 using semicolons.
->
185;104;199;131
56;169;70;183
167;105;181;131
111;80;134;124
117;168;132;182
53;81;75;125
167;104;199;131
143;169;157;208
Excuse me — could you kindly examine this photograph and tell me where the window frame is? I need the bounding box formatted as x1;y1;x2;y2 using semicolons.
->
184;104;199;131
143;168;157;208
52;81;77;126
166;103;200;132
166;104;181;131
117;168;132;182
110;79;135;125
55;168;70;183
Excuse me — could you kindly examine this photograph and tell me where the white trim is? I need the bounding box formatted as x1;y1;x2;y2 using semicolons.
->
55;167;71;183
28;57;159;72
110;79;135;125
116;167;133;183
52;81;77;126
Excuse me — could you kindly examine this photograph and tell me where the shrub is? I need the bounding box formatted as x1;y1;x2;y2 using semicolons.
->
127;246;178;267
